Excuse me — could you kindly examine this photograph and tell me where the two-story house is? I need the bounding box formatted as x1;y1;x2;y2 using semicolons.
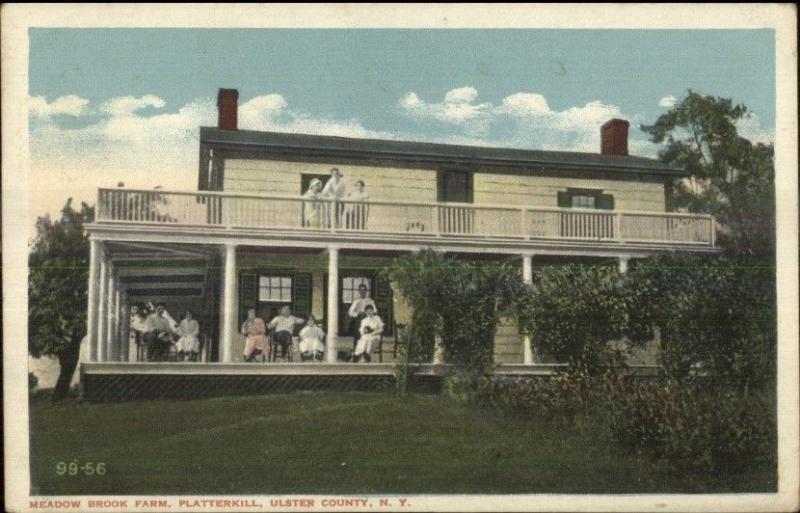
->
80;88;717;400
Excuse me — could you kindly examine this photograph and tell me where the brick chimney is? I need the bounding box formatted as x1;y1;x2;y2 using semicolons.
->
600;118;629;156
217;88;239;131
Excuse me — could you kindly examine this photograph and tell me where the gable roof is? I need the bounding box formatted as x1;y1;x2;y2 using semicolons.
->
199;126;685;177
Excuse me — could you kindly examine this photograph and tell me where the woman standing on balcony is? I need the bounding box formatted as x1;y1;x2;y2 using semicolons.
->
321;167;346;228
342;179;369;230
302;178;323;228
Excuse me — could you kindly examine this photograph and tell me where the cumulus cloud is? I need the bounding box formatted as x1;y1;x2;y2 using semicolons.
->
99;94;166;116
735;112;774;144
399;86;640;153
29;94;90;117
658;95;677;108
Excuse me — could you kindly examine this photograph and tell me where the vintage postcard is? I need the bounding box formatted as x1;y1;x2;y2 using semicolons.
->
3;4;798;512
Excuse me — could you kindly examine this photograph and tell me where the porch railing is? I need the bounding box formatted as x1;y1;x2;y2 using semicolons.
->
97;188;715;246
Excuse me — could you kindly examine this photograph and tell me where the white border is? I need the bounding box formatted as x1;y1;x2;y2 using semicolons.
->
3;4;797;512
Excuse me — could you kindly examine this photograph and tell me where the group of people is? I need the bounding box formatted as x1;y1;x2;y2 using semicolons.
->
130;302;201;362
303;167;369;230
241;284;384;363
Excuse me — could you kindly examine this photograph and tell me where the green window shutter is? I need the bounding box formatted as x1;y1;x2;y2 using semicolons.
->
239;273;257;325
557;191;571;208
596;193;615;210
374;273;394;336
292;273;312;319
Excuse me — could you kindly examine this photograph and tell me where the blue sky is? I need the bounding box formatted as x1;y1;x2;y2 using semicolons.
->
27;28;775;221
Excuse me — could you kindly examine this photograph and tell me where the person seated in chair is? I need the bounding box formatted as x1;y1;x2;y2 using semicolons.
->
241;309;269;362
141;302;176;361
175;310;200;362
348;284;377;351
267;306;305;360
298;315;325;362
353;305;383;363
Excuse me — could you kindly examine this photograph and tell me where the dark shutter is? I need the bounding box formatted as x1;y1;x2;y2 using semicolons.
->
239;273;257;325
596;193;615;210
292;273;312;319
374;273;394;336
557;191;571;208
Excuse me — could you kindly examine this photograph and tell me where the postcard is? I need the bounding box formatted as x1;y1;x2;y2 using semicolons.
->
3;4;798;512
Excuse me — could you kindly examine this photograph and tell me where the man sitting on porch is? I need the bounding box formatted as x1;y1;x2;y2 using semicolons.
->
142;302;176;361
267;306;305;360
353;305;383;363
348;284;377;350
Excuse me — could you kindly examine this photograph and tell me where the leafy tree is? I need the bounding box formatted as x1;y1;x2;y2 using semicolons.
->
29;199;94;401
516;263;632;370
386;250;522;374
641;91;775;256
625;254;776;390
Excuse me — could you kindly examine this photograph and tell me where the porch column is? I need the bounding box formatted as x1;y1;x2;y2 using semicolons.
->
522;253;534;364
106;274;117;361
120;292;130;362
326;246;339;363
618;256;630;274
111;285;121;361
97;256;108;362
87;239;101;362
221;243;237;363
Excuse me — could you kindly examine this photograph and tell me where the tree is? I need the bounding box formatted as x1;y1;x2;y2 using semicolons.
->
516;263;632;370
386;250;523;373
640;91;775;257
29;199;94;401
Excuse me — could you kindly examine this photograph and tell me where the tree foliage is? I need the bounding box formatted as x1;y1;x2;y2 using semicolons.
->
516;263;632;370
29;199;94;400
386;250;523;373
640;91;775;256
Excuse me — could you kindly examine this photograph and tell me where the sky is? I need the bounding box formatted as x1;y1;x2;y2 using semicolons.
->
28;28;776;228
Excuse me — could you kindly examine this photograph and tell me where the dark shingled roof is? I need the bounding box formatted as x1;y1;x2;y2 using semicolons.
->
199;127;685;177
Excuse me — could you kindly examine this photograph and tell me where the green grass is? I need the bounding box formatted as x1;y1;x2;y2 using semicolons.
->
30;392;775;495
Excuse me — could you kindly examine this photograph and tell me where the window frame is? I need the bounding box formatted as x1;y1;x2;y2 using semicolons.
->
257;274;293;304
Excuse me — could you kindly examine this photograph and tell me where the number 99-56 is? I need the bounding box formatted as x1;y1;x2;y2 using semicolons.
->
56;461;106;476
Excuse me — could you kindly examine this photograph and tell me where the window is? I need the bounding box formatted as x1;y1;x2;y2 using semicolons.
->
558;189;615;210
571;194;596;209
300;173;330;194
258;275;292;303
342;276;371;304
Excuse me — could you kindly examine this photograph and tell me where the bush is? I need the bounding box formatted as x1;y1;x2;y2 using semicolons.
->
29;372;39;392
607;378;775;474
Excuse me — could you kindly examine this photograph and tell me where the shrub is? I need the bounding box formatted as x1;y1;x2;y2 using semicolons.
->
607;378;775;474
29;372;39;392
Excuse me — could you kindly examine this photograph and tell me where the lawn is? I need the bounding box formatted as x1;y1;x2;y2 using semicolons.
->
30;392;775;495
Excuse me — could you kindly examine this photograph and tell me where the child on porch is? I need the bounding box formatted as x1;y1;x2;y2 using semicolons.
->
241;309;269;362
298;315;325;362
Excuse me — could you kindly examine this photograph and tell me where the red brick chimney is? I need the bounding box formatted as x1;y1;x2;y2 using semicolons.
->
217;88;239;131
600;118;629;156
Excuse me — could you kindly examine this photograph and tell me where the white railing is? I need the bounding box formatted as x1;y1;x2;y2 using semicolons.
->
97;188;715;246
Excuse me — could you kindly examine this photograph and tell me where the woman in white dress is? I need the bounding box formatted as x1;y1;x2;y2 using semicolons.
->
303;178;323;228
298;315;326;362
343;179;369;230
175;310;200;361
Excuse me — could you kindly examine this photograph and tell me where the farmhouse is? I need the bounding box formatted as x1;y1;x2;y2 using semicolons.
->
80;88;717;400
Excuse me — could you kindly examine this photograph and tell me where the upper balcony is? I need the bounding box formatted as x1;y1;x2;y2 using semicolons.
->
92;188;717;255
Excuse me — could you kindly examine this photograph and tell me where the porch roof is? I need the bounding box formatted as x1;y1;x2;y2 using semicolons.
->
199;127;685;178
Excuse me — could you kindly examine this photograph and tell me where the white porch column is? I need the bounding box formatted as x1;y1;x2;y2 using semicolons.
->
618;256;630;274
87;239;101;362
106;275;117;361
111;286;121;361
326;246;339;363
97;257;108;362
432;334;445;364
221;243;237;363
522;253;534;364
120;293;130;362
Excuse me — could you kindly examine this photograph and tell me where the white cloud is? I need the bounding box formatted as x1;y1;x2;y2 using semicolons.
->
658;95;677;108
399;87;638;153
735;112;774;144
29;94;90;117
100;94;166;116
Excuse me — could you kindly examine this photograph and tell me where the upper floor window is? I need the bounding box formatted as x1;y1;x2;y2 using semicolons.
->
558;189;615;210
